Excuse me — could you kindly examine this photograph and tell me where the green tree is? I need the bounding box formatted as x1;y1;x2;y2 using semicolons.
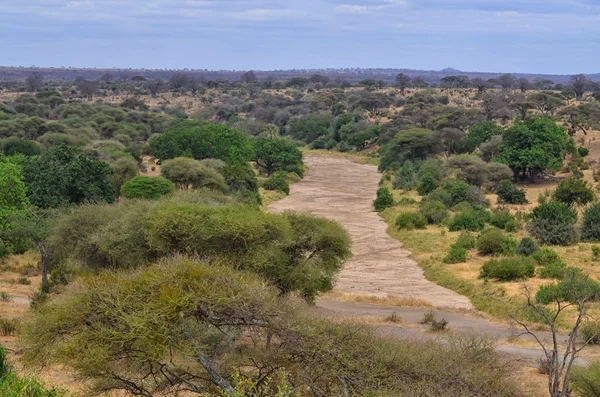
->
22;146;116;208
254;137;303;176
499;117;574;182
120;176;174;200
463;121;504;152
110;157;138;194
161;157;226;190
379;128;440;170
1;137;41;156
552;177;595;207
0;157;30;257
149;120;254;164
528;201;578;245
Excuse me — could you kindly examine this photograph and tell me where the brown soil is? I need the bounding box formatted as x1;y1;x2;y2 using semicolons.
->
269;154;473;310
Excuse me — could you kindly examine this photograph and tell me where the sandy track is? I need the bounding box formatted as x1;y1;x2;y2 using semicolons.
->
269;154;473;310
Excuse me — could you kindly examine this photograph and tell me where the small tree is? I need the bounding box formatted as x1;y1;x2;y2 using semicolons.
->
161;157;225;190
254;137;303;176
582;203;600;242
496;180;528;204
528;201;578;246
552;177;595;207
493;272;600;397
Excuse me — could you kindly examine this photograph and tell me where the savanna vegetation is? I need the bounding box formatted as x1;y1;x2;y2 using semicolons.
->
2;70;600;396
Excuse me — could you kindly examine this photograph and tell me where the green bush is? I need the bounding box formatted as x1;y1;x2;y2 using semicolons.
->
578;147;590;157
536;270;600;304
496;180;528;205
418;200;448;224
448;208;489;232
582;203;600;242
416;172;438;196
443;247;467;264
528;201;578;246
538;262;568;279
571;361;600;397
263;171;290;194
452;231;477;250
373;187;394;212
489;209;518;231
552;177;595;207
395;212;427;230
476;228;517;256
120;176;174;200
397;197;417;205
479;256;535;281
516;237;539;256
532;248;563;266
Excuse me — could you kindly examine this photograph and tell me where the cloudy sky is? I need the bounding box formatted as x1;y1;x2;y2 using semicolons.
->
0;0;598;73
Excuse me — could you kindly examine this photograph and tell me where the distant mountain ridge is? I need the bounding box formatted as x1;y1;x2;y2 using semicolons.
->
0;66;597;84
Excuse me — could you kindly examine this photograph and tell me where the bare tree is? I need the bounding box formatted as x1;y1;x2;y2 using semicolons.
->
240;70;258;84
517;78;531;93
493;273;600;397
411;76;429;88
168;73;190;92
25;72;44;92
496;74;516;90
395;73;411;95
471;78;489;93
147;79;164;98
571;74;591;101
77;79;98;100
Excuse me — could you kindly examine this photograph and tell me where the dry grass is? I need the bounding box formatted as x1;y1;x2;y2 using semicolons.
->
322;290;433;308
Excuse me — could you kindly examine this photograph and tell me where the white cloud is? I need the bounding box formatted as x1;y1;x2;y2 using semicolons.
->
335;4;369;13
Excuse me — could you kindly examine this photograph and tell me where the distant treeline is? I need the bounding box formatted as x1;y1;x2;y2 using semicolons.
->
0;66;596;85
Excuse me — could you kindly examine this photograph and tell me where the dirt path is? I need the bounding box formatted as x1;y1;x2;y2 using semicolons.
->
269;154;473;310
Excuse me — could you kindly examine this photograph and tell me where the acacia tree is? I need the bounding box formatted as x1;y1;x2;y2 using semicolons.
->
572;74;591;101
494;272;600;397
254;137;303;176
395;73;411;95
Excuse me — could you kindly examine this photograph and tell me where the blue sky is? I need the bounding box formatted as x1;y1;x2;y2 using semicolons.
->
0;0;598;74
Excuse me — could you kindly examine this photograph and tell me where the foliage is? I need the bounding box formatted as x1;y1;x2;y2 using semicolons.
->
528;201;578;246
452;231;477;250
263;171;290;194
443;247;467;264
22;146;116;208
571;361;600;397
516;237;539;256
1;137;41;156
581;203;600;241
479;256;535;281
379;128;440;170
498;117;574;181
476;228;517;255
552;177;595;207
395;212;427;230
161;157;226;190
416;172;439;195
418;200;448;224
496;180;528;204
120;176;174;200
149;120;254;164
373;187;394;212
463;121;504;152
254;137;303;176
536;270;600;305
489;208;518;231
448;208;489;232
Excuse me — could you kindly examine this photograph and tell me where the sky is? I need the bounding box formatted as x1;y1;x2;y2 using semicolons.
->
0;0;599;74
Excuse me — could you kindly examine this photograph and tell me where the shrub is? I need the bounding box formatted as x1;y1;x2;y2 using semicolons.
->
448;209;488;232
452;231;477;250
489;209;518;231
0;318;18;336
395;212;427;230
121;176;174;200
538;262;568;279
430;318;449;332
536;270;600;304
479;257;535;281
537;357;552;375
476;228;517;255
528;201;578;246
416;172;438;196
263;171;290;194
532;248;563;266
419;310;437;324
580;321;600;345
443;247;467;264
516;237;539;256
418;200;448;224
593;246;600;261
397;197;417;205
552;177;595;207
384;312;401;323
571;361;600;397
496;180;528;205
578;147;590;157
582;203;600;242
373;188;394;212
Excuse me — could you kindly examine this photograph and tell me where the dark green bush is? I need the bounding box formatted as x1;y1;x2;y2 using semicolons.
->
552;177;595;207
516;237;539;256
416;172;438;196
397;197;418;205
452;231;477;250
443;247;467;264
532;248;563;266
479;256;535;281
448;209;488;232
538;262;568;279
528;201;578;246
476;228;517;256
373;187;394;212
578;147;590;157
263;171;290;194
395;212;427;230
489;209;518;231
120;176;174;200
582;203;600;242
418;200;448;224
536;270;600;304
496;180;528;205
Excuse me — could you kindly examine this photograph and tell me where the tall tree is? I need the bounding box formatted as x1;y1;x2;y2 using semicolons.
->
395;73;411;95
571;74;590;101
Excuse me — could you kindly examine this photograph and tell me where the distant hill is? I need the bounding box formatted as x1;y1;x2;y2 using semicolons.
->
0;66;596;84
